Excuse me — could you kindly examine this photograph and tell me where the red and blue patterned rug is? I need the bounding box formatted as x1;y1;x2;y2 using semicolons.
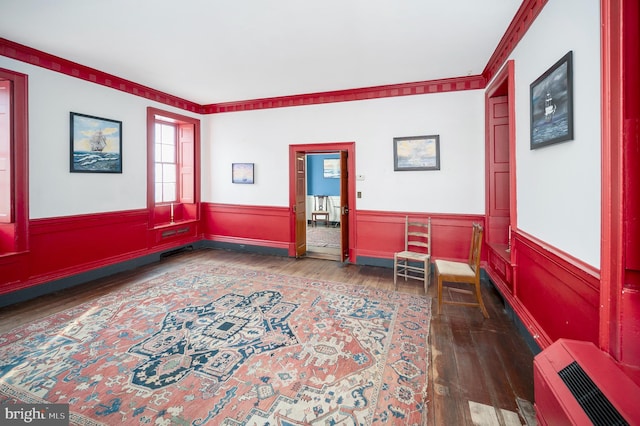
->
307;225;341;249
0;262;431;425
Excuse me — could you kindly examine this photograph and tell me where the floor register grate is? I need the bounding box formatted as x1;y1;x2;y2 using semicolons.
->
558;361;628;426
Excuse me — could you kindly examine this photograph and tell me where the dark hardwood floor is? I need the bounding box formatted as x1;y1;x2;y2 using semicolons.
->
0;248;535;425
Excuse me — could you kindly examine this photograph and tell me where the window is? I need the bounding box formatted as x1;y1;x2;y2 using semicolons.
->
146;107;200;226
0;68;28;255
0;79;11;224
154;121;177;203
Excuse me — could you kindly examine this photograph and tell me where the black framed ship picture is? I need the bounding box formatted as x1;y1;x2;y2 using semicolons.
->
70;112;122;173
530;51;574;149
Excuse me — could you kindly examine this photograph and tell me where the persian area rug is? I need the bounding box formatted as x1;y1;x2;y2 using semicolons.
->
0;262;431;425
307;225;341;249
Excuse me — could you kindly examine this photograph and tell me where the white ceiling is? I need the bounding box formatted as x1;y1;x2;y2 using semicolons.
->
0;0;523;105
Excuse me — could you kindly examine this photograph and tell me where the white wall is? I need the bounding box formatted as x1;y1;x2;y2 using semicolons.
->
1;54;485;221
205;90;485;214
0;57;203;219
5;0;598;267
504;0;601;266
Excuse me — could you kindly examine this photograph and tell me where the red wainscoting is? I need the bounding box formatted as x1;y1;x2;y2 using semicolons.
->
0;252;27;294
621;289;640;368
1;202;603;365
201;203;290;251
28;210;149;282
0;209;201;296
354;210;485;263
200;205;486;265
486;229;600;350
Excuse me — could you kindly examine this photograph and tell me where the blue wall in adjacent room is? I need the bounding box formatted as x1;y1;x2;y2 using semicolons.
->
307;154;340;196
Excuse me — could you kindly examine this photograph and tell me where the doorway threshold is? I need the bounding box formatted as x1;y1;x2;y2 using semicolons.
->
306;246;341;261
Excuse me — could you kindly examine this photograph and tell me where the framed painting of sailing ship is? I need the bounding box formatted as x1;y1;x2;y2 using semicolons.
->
530;51;573;149
393;135;440;171
70;112;122;173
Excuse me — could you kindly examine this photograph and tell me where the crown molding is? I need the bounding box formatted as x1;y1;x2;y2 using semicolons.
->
0;38;202;113
483;0;548;83
1;0;547;114
202;75;486;114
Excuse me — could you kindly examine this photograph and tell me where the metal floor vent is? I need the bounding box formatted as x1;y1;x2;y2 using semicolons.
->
160;245;193;259
558;361;629;426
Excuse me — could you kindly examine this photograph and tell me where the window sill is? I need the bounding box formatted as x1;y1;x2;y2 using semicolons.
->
487;242;511;262
152;218;199;231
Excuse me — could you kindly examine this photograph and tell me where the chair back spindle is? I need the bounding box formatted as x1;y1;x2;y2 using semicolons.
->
394;216;432;291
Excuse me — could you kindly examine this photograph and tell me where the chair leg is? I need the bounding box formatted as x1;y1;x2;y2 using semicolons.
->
423;261;429;292
393;256;398;290
437;274;443;315
475;281;489;318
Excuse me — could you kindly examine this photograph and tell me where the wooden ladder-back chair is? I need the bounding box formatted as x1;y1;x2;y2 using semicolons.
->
394;216;431;291
311;195;330;227
434;223;488;318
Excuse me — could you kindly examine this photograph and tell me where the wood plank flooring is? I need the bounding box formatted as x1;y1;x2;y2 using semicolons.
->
0;248;535;425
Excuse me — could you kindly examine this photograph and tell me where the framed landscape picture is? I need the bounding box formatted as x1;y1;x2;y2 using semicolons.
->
70;112;122;173
232;163;255;184
393;135;440;171
323;158;340;178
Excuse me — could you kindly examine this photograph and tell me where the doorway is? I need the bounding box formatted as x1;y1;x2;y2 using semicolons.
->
306;153;341;260
289;142;355;262
484;60;516;292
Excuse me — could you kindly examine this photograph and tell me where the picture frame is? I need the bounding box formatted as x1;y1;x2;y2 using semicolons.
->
530;51;574;149
232;163;254;184
70;112;122;173
393;135;440;171
323;158;340;178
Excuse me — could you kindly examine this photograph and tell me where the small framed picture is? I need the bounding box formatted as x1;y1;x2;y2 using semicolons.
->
393;135;440;171
232;163;254;184
70;112;122;173
323;158;340;178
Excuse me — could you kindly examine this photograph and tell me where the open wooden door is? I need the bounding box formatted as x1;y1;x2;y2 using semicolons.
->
294;152;307;257
339;151;349;262
290;142;354;261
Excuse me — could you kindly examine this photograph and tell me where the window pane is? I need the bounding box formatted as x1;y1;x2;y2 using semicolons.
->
153;120;178;205
163;183;176;202
155;164;163;183
155;123;162;144
161;125;175;145
161;144;175;163
163;164;176;183
155;183;163;202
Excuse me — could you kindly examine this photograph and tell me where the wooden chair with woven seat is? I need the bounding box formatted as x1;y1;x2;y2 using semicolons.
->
434;223;488;318
311;195;330;227
394;216;431;291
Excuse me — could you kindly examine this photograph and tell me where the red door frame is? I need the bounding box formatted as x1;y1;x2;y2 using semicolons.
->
600;0;640;380
485;60;517;261
288;142;356;260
